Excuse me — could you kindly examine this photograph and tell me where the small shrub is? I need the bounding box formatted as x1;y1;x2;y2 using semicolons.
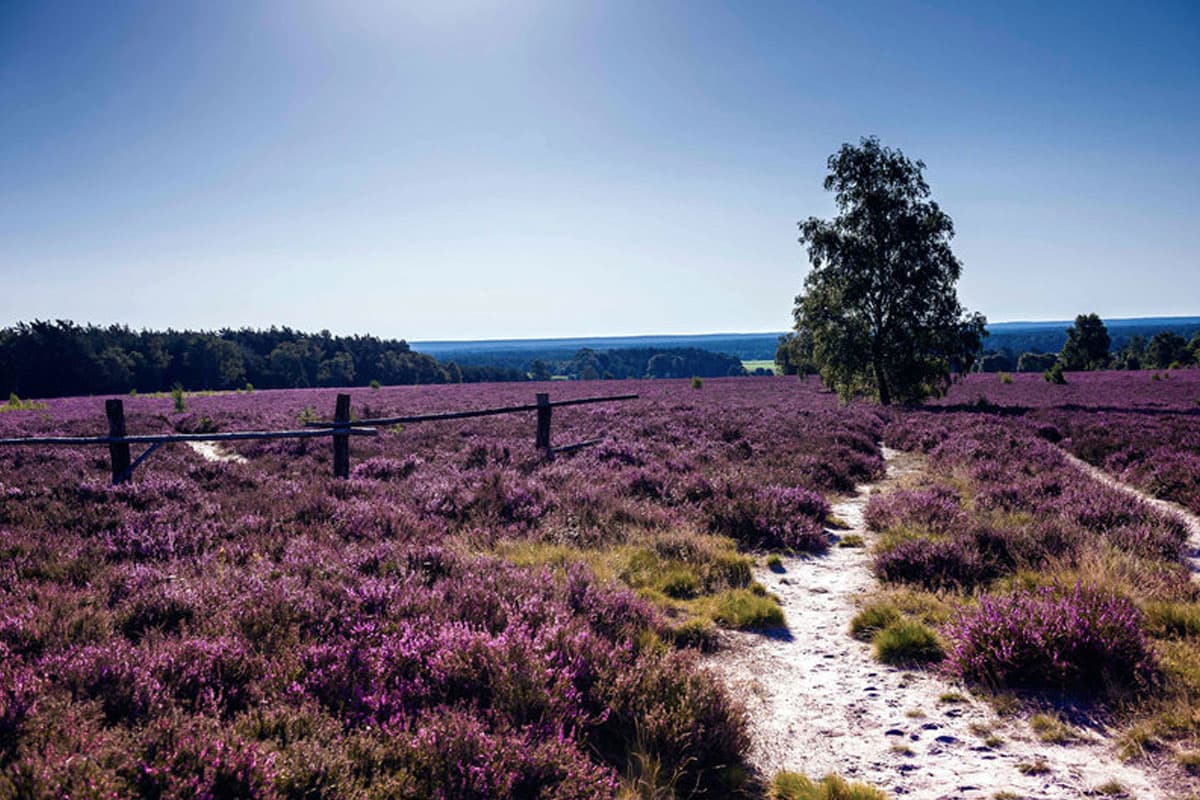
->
707;484;829;552
864;488;963;534
771;771;888;800
244;382;254;392
873;536;993;590
874;619;944;665
369;379;382;390
1044;362;1066;384
849;602;900;641
766;554;784;572
170;383;187;412
838;534;865;548
690;376;703;390
945;584;1157;697
998;372;1013;384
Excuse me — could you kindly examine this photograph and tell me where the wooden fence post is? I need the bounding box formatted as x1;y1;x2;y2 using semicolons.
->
333;393;351;478
105;399;131;485
535;393;551;452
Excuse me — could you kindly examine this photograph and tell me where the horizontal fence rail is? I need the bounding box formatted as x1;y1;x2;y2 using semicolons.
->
0;429;379;446
302;393;640;428
0;392;638;485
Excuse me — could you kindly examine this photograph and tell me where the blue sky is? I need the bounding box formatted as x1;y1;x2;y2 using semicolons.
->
2;1;1197;340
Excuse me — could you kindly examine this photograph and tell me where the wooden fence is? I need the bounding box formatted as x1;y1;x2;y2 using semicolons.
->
0;392;637;484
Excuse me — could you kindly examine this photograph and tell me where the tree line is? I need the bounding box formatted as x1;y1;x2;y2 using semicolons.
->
530;347;748;381
0;321;528;398
974;314;1200;375
0;321;762;399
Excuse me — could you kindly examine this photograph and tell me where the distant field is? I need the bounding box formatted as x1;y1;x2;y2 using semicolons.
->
742;359;780;374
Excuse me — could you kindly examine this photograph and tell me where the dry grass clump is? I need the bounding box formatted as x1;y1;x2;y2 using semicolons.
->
1029;713;1078;744
771;771;889;800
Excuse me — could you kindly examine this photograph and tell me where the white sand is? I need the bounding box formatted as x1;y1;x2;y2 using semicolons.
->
186;440;248;464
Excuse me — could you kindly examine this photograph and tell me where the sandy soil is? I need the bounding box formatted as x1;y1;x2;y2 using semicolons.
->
186;441;248;464
706;447;1169;799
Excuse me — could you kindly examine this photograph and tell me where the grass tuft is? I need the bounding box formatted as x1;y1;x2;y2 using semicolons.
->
1015;759;1051;775
873;619;944;666
1030;713;1077;744
771;772;888;800
707;589;784;629
849;602;900;642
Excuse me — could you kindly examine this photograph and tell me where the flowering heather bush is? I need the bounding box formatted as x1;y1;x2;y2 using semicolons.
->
864;487;964;535
707;483;830;551
945;584;1158;697
0;378;872;796
872;536;994;590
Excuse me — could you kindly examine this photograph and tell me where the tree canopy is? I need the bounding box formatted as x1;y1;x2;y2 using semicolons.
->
1058;313;1111;371
792;137;985;405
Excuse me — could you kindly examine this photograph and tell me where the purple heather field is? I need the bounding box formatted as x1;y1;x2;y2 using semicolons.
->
1;370;1199;798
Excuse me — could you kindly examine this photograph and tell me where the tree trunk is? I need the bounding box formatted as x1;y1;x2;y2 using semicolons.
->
873;355;891;406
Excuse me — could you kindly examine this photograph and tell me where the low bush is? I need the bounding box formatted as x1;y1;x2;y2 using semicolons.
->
872;536;994;590
707;484;829;552
945;584;1157;697
864;488;963;535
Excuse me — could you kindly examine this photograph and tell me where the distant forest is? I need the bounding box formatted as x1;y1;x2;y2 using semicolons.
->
0;321;754;398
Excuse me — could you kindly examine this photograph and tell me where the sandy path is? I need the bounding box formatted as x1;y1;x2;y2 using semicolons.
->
1059;449;1200;579
186;441;248;464
707;447;1166;799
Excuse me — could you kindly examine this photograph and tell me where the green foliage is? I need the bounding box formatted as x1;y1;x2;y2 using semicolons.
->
170;383;187;413
1059;313;1110;370
793;137;985;405
0;319;496;398
1016;351;1057;373
1;392;46;412
1043;362;1066;384
998;372;1013;384
369;379;382;390
850;602;901;641
1145;331;1194;369
706;589;784;629
690;376;703;390
1143;601;1200;639
873;619;944;665
771;771;889;800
